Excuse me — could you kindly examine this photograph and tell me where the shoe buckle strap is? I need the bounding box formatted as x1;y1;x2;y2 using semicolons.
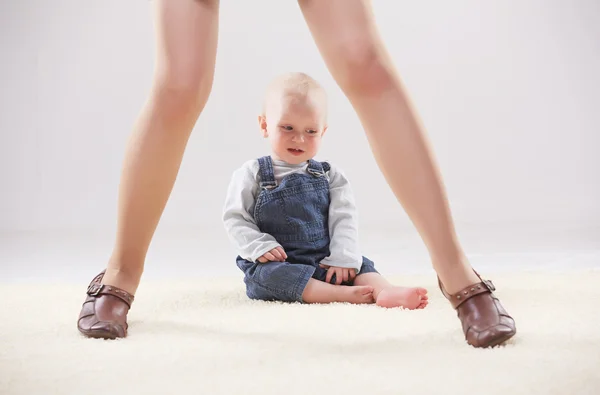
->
450;282;493;309
87;283;103;296
484;279;496;292
86;283;134;307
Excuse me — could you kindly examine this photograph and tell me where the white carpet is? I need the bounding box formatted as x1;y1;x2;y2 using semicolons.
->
1;270;599;395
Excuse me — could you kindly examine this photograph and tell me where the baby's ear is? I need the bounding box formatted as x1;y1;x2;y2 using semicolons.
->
258;115;268;137
321;125;328;137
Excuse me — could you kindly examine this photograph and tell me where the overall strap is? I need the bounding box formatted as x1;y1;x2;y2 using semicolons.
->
307;159;330;177
257;156;277;190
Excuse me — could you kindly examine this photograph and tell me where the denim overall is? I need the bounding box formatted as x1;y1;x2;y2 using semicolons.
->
236;156;377;303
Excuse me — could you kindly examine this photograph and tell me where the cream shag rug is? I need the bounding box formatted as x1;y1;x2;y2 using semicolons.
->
1;271;599;395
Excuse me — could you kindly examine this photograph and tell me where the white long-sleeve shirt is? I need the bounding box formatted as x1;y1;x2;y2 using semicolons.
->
222;157;362;270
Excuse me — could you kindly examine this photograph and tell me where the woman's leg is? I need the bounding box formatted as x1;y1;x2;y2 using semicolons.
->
78;0;220;339
297;0;478;294
103;0;220;294
299;0;516;347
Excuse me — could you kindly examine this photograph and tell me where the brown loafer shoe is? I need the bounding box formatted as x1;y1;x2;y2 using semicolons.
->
439;271;516;348
77;270;134;339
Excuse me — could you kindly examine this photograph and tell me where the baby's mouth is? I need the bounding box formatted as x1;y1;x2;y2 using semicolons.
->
287;148;304;156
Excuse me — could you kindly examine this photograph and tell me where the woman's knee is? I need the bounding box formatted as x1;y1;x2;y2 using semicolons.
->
331;39;394;96
151;68;215;117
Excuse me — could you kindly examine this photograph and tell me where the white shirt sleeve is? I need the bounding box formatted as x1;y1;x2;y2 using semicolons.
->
319;164;362;271
222;160;283;262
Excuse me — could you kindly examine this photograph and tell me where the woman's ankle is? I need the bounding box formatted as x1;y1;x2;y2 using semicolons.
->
433;254;481;295
102;264;143;295
436;265;481;295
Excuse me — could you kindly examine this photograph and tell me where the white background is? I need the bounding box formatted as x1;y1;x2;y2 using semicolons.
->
1;1;599;280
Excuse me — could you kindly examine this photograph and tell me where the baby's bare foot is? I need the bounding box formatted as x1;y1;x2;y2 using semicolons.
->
337;285;374;304
376;286;428;309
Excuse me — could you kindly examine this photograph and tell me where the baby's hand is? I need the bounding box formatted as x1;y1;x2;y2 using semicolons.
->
257;246;287;263
319;264;357;285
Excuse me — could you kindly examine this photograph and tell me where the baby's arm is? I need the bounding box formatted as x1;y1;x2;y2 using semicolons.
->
222;161;283;262
319;164;362;271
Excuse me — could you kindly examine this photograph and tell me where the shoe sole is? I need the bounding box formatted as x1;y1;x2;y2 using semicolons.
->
78;327;123;340
471;329;516;348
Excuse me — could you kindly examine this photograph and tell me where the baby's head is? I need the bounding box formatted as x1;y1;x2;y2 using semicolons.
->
259;72;328;164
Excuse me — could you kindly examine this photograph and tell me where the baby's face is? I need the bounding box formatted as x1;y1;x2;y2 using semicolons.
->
259;93;327;165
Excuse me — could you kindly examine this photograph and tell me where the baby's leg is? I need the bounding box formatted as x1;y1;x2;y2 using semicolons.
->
237;258;373;304
354;273;428;310
302;279;374;304
238;258;312;302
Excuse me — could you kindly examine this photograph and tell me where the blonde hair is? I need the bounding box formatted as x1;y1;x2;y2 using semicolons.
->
261;72;328;118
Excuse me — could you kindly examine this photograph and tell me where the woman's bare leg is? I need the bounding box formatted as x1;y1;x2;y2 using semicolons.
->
102;0;220;294
298;0;479;294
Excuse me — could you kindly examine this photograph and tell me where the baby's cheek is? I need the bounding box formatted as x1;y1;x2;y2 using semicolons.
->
269;135;282;146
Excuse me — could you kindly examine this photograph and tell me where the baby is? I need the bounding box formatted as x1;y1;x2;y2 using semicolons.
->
222;72;428;309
